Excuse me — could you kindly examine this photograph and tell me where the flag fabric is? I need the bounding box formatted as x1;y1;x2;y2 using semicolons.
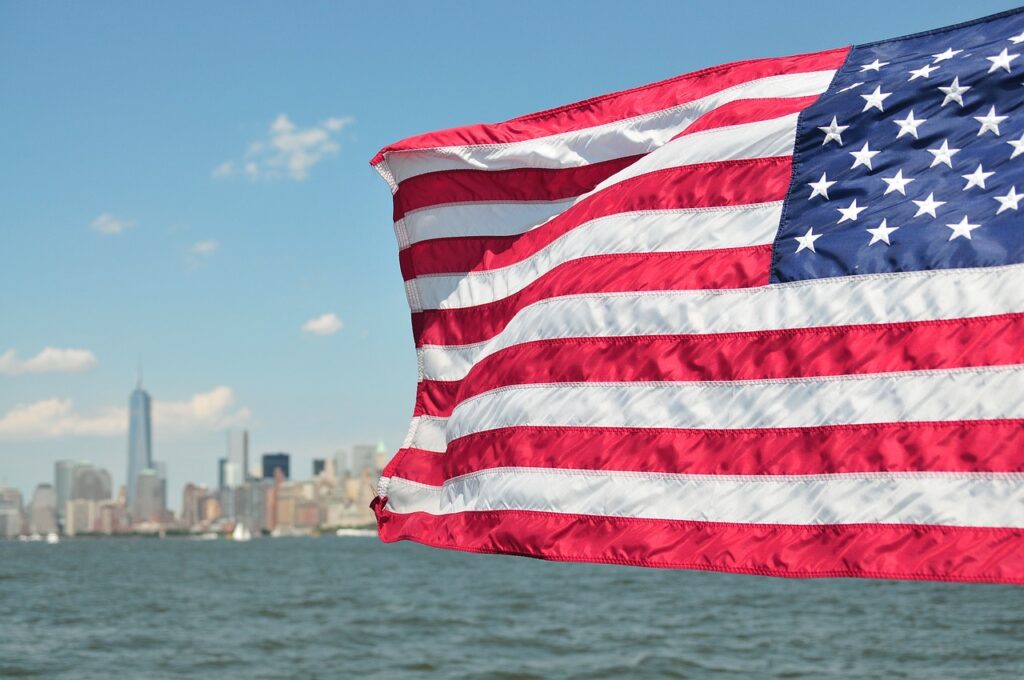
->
370;8;1024;583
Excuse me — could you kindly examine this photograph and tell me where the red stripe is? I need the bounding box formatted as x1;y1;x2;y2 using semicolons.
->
400;156;792;279
416;313;1024;418
672;95;818;139
374;508;1024;584
371;48;847;164
393;155;640;221
413;245;771;347
387;420;1024;486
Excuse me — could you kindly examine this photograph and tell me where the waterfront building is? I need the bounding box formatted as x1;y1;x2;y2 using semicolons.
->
0;488;24;537
203;496;221;522
333;448;347;482
125;378;153;510
0;487;23;514
261;452;290;480
312;458;325;477
0;506;21;538
181;483;211;528
217;457;227;490
65;499;99;536
226;430;249;486
97;500;127;535
348;444;377;478
28;483;57;535
133;469;165;524
71;463;112;502
373;439;390;472
54;460;77;528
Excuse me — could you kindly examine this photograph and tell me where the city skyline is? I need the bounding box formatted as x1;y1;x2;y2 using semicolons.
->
0;370;389;537
0;373;392;513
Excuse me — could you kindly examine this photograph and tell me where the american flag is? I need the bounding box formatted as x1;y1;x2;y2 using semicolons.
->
370;8;1024;583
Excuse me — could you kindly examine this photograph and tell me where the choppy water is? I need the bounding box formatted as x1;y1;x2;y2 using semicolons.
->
1;537;1022;679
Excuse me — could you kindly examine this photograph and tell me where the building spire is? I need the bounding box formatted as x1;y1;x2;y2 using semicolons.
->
136;356;143;388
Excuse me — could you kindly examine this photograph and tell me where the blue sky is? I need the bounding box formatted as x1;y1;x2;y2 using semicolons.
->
2;0;1020;506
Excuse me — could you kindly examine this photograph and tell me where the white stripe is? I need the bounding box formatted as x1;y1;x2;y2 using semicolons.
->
446;365;1024;441
402;199;575;245
414;203;781;310
405;415;449;453
384;469;1024;527
400;112;797;246
380;70;835;183
420;263;1024;381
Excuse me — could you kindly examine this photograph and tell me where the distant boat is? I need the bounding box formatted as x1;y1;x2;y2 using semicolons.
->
231;523;253;541
28;533;42;542
191;532;218;541
45;533;59;544
335;528;376;538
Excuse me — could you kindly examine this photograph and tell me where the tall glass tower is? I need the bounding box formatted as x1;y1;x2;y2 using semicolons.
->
125;377;153;510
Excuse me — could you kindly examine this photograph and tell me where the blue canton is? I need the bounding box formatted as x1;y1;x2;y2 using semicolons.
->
772;8;1024;283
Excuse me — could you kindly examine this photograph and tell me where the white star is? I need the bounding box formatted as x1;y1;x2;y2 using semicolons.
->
974;105;1008;136
927;139;960;168
818;116;849;146
837;199;868;224
808;172;836;200
794;227;822;253
881;169;915;196
932;47;963;62
850;142;880;171
995;186;1023;214
908;63;940;81
1011;32;1024;45
1008;132;1024;159
912;193;946;218
894;110;926;139
946;216;981;241
860;59;890;72
938;76;971;107
961;164;995;190
860;85;892;112
866;218;898;246
987;48;1020;74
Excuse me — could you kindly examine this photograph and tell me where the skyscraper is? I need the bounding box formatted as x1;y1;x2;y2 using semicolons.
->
54;460;77;528
261;453;290;480
28;484;57;535
72;464;112;502
125;377;153;509
133;469;165;523
225;430;248;487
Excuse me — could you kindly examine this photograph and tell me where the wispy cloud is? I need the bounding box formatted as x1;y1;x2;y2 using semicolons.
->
90;212;134;235
302;312;343;336
191;240;219;256
213;114;353;181
0;386;251;439
0;348;98;375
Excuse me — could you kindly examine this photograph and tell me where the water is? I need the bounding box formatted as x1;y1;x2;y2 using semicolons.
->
1;537;1021;679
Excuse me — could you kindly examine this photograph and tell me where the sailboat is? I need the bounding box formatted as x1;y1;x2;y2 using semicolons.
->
231;522;252;541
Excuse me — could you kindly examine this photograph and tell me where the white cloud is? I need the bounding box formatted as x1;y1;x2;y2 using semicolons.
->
0;348;99;375
191;240;219;256
91;212;134;235
213;114;353;181
211;161;235;178
153;386;251;432
0;387;250;439
302;312;342;336
0;399;125;438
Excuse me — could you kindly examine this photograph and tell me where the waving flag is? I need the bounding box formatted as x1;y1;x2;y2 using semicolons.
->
371;8;1024;583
